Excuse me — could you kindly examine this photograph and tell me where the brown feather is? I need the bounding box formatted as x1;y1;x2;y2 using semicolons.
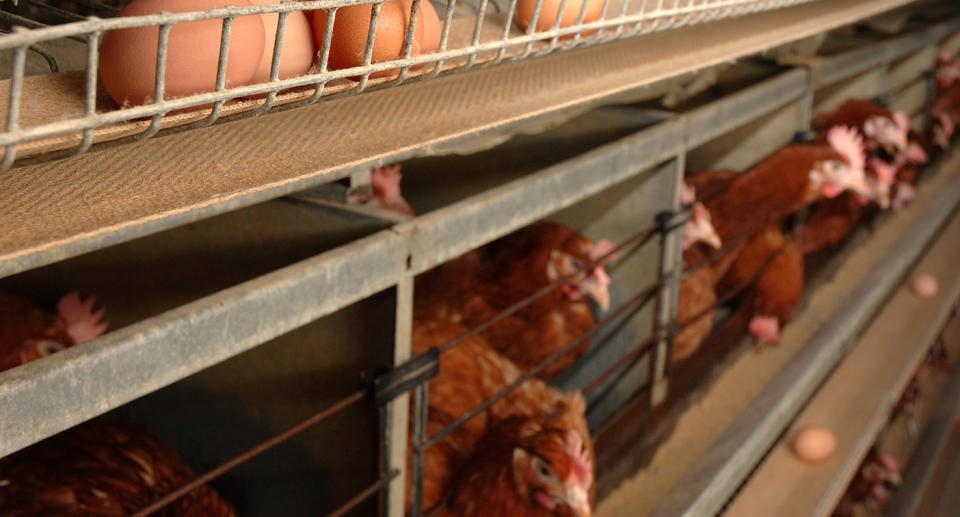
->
0;420;235;517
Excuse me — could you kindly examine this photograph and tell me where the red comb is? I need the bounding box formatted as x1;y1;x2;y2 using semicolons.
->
57;292;109;345
564;430;593;487
905;142;929;164
869;158;898;185
827;125;865;173
590;238;617;266
680;182;696;206
894;110;910;134
691;202;711;223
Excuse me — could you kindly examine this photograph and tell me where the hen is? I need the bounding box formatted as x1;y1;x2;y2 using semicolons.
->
0;420;236;517
0;292;108;372
812;99;908;155
409;319;593;515
440;416;592;517
802;102;919;253
718;222;804;347
701;127;867;345
705;126;869;248
415;222;615;380
672;180;725;361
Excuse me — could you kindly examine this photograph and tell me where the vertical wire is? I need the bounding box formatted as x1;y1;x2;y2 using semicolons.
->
193;15;234;127
356;2;384;92
309;7;337;104
136;22;172;141
393;0;422;83
425;0;458;79
75;26;101;156
0;37;27;172
408;382;429;517
255;10;288;115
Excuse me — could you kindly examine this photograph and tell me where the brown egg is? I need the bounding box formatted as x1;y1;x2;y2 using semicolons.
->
792;426;837;464
515;0;604;37
248;0;316;87
313;1;423;80
100;0;265;108
404;0;441;54
911;273;939;299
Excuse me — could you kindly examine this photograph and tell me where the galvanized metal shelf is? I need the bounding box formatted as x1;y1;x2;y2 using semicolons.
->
0;0;925;281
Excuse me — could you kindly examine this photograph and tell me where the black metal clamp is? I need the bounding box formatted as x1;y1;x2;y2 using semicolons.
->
372;347;440;407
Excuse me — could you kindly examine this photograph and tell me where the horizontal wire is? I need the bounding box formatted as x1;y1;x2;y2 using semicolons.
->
131;389;366;517
326;469;400;517
423;278;663;449
437;225;662;353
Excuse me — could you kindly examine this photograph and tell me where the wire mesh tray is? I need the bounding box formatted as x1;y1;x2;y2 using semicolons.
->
0;0;814;170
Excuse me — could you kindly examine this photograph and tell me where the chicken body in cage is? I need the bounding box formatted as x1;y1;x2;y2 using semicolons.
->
409;318;594;516
674;126;870;355
415;222;616;380
0;293;232;516
0;420;236;517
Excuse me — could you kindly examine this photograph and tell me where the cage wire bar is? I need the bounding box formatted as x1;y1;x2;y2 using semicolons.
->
0;0;816;170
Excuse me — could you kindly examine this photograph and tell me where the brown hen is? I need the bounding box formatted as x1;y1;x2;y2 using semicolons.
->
718;223;804;346
415;222;614;380
409;319;594;514
0;420;236;517
0;292;108;372
441;417;592;517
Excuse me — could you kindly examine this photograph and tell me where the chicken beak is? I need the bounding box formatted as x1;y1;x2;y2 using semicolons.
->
847;174;873;199
581;268;611;312
702;228;721;250
564;480;592;517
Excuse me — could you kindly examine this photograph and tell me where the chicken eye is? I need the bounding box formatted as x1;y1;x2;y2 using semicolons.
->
34;340;65;357
532;457;557;482
569;258;583;271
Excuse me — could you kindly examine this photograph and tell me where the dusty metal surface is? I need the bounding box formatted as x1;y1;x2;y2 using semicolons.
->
0;228;407;458
787;18;960;88
649;151;960;517
681;68;807;149
0;0;926;283
0;0;822;169
396;120;682;274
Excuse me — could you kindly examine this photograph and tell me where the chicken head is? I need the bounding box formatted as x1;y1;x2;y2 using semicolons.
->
683;202;722;250
1;292;108;373
548;238;616;312
811;126;870;199
862;111;908;154
511;424;592;517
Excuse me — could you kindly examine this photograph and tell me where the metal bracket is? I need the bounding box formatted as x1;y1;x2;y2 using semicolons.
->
373;347;440;407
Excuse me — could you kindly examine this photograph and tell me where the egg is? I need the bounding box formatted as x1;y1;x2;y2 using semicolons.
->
911;273;939;299
248;0;315;89
100;0;265;109
792;426;837;464
515;0;604;37
405;0;441;54
313;1;424;80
